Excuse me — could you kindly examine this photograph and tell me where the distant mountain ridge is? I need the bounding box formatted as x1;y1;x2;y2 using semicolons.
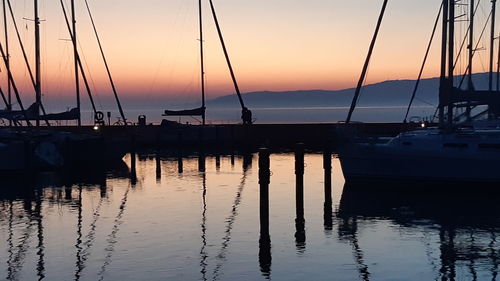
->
208;72;494;108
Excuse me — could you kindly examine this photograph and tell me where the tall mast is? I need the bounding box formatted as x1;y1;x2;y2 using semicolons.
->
490;0;497;91
346;0;389;124
439;0;449;125
468;0;475;92
199;0;205;125
447;0;455;125
34;0;41;126
2;0;10;113
71;0;81;126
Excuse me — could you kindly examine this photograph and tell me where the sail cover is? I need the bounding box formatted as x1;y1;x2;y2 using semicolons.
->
0;104;79;121
163;107;205;116
40;108;79;121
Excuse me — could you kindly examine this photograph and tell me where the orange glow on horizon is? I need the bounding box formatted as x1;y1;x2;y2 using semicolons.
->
0;0;490;107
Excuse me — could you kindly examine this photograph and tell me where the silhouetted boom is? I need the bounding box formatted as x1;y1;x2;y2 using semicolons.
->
163;107;205;117
39;108;79;121
0;103;79;121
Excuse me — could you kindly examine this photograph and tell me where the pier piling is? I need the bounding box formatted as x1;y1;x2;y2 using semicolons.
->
130;150;137;184
258;148;272;273
294;143;306;248
230;152;235;166
323;148;333;231
155;153;161;181
198;151;206;172
216;155;221;171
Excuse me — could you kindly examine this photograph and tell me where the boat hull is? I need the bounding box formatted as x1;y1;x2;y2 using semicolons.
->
339;130;500;183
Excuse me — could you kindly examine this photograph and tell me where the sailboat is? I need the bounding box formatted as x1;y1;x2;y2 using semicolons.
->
0;0;127;173
339;0;500;183
162;0;253;126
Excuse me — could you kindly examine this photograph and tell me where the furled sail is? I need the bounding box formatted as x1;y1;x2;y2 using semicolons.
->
163;107;205;117
0;104;79;121
40;108;79;121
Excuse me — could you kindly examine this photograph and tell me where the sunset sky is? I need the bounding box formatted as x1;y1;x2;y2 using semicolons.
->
1;0;496;110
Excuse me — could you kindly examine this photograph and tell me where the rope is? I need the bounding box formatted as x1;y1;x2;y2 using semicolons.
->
59;0;98;115
84;0;127;125
404;3;443;122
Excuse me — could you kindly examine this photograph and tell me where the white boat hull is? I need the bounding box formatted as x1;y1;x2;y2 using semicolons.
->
339;128;500;182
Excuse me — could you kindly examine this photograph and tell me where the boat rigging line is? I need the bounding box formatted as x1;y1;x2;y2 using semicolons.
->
0;39;32;125
59;0;98;118
346;0;389;124
208;0;252;125
6;0;50;126
404;3;443;123
0;86;9;108
2;0;10;112
84;0;128;126
457;9;492;89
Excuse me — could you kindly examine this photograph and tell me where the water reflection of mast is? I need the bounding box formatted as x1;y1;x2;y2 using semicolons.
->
439;226;457;281
7;201;14;280
200;172;208;281
338;215;370;281
489;232;498;280
468;231;478;281
75;185;84;281
79;186;107;273
211;154;251;281
349;219;370;281
35;188;46;281
97;184;131;281
7;197;36;280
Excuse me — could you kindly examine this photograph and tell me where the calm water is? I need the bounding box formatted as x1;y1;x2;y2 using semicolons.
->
81;105;436;125
0;153;499;281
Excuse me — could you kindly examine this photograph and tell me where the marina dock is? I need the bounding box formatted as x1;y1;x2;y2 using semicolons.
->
45;122;426;152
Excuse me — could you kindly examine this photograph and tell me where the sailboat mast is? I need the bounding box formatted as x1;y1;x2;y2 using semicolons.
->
199;0;206;125
2;0;10;112
468;0;475;92
71;0;81;126
439;0;449;125
447;0;455;125
34;0;41;126
490;0;496;92
346;0;389;124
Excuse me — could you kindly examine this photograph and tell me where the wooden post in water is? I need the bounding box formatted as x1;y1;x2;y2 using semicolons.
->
243;153;253;171
130;135;137;184
198;150;206;172
177;152;183;174
215;155;221;171
155;153;161;181
323;148;333;231
258;148;272;275
294;143;306;249
130;150;137;184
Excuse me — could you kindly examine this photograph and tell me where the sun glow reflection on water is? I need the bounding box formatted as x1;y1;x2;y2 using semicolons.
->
0;153;498;281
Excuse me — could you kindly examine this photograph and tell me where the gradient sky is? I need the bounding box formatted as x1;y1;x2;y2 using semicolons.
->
1;0;495;109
